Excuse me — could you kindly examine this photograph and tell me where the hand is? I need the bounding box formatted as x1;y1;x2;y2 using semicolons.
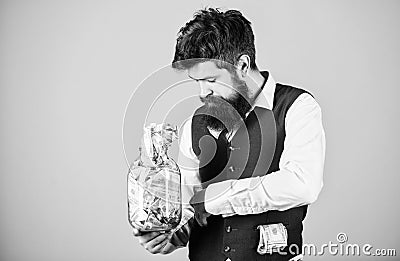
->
189;189;211;227
132;228;174;254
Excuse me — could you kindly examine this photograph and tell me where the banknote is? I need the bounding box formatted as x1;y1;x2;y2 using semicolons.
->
257;223;288;254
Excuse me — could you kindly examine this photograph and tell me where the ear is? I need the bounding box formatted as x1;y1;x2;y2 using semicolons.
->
236;55;251;79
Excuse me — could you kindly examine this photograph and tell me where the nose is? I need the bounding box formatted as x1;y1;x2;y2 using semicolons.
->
198;81;213;99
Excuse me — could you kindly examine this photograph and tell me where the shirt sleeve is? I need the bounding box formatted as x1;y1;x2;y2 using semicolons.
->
203;93;326;216
168;118;201;247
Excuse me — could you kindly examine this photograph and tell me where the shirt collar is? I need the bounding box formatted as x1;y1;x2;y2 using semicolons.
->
247;71;276;114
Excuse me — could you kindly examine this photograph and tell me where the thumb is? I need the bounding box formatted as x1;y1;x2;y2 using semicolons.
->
132;228;143;236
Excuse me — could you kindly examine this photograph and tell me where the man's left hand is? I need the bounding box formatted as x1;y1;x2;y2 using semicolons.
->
189;189;211;227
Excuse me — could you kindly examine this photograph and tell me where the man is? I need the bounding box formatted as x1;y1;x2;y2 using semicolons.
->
133;8;325;261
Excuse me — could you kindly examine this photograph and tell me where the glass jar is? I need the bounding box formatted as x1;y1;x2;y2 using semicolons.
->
127;124;181;232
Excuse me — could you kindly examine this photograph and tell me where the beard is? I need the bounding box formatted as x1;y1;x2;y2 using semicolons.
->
199;77;252;132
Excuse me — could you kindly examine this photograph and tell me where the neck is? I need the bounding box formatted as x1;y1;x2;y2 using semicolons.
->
245;69;266;106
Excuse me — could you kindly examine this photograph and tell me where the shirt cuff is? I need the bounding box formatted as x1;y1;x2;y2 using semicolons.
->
204;180;235;215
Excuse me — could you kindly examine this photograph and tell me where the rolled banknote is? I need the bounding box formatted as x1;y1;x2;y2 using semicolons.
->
257;223;288;254
141;123;178;165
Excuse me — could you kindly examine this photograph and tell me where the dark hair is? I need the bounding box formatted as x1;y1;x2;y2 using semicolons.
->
172;8;257;70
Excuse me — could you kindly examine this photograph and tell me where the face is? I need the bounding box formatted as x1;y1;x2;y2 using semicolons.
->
187;61;252;131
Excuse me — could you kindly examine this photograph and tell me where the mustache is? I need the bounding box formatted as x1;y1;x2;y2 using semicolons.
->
200;95;232;106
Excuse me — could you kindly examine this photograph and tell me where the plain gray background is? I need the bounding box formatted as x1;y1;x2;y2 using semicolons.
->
1;0;399;260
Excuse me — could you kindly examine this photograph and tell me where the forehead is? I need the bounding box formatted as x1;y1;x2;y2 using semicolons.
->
187;61;229;79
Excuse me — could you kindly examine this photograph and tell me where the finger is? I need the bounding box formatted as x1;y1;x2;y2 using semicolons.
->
201;215;208;226
195;213;207;227
145;233;170;251
197;218;207;227
149;233;173;254
151;240;169;254
195;214;202;226
138;232;161;245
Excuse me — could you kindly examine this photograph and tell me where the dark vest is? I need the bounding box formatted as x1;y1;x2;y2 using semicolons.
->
189;73;312;261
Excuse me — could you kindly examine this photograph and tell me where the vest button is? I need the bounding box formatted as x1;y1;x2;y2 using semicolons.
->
224;246;231;252
225;226;231;233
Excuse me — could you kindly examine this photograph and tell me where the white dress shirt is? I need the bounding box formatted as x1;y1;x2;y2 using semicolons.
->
170;73;326;250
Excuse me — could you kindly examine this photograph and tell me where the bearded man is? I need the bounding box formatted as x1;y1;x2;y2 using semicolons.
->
133;8;325;261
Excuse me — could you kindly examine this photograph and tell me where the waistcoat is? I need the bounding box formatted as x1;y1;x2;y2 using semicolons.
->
189;73;311;261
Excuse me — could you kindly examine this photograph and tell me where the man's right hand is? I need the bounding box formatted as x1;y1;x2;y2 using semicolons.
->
132;228;175;254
